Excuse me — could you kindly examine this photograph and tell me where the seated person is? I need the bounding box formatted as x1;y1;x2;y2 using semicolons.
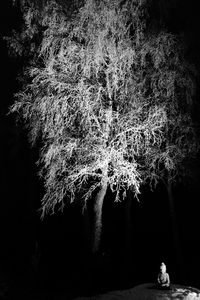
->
157;262;170;289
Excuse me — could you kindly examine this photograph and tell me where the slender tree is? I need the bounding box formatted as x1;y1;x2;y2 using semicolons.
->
7;0;198;251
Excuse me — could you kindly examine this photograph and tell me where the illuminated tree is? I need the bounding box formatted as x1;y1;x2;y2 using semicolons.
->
7;0;198;251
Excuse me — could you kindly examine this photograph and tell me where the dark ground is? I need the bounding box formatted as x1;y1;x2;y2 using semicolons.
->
1;1;200;299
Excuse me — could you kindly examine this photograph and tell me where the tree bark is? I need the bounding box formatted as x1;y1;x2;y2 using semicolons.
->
93;180;108;252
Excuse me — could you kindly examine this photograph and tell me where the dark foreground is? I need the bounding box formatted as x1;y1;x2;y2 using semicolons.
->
1;281;200;300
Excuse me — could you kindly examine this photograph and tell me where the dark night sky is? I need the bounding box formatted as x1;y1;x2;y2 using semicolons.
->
1;0;200;298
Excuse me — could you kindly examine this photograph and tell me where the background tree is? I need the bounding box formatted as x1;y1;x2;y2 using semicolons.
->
7;0;199;252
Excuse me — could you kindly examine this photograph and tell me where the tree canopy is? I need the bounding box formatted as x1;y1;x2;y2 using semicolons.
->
7;0;199;250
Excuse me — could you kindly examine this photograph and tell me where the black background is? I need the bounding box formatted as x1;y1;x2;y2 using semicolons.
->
1;0;200;298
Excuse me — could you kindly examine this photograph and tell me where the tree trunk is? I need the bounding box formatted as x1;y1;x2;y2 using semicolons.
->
92;93;111;252
93;180;108;252
122;190;134;282
167;181;183;279
82;207;92;252
125;190;133;260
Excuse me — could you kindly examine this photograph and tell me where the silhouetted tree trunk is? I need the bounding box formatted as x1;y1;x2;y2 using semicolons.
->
167;180;183;279
82;207;92;252
125;190;133;260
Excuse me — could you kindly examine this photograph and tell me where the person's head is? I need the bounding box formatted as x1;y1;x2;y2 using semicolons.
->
160;262;166;273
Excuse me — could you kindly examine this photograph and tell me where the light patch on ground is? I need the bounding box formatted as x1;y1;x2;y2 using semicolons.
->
74;283;200;300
